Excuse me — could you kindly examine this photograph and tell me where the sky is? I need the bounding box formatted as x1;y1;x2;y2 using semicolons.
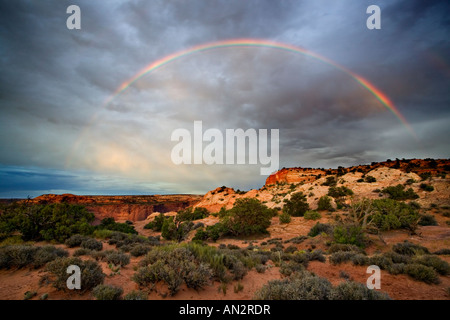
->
0;0;449;198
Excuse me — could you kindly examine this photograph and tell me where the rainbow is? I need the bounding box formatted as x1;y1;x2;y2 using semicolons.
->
67;39;416;167
105;38;414;136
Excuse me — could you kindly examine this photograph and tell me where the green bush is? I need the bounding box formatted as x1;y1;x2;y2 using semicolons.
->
0;245;68;269
65;234;90;248
176;207;209;222
124;290;147;300
321;176;337;187
420;183;434;192
392;241;430;256
330;281;390;300
161;218;193;242
304;210;321;221
308;223;333;237
45;257;105;292
279;212;291;224
371;199;420;232
404;263;440;284
135;246;212;295
254;271;332;300
418;214;438;226
365;176;377;183
130;244;151;257
81;238;103;251
328;186;354;198
144;213;166;231
329;251;368;266
328;244;365;255
93;229;113;239
413;255;450;275
92;284;123;300
282;192;309;217
105;251;130;267
317;196;333;211
0;245;37;269
0;203;94;243
32;245;69;268
381;184;419;200
434;249;450;255
332;224;366;248
221;198;276;236
73;248;92;257
98;218;137;235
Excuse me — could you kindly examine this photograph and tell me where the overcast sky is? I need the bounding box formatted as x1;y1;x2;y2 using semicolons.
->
0;0;449;198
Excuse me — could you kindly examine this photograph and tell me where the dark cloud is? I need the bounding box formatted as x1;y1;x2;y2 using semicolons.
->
0;0;449;197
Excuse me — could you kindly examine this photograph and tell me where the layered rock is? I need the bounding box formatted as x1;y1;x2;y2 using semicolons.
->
27;194;202;222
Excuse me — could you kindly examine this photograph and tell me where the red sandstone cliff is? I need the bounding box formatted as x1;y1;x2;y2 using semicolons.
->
27;194;202;222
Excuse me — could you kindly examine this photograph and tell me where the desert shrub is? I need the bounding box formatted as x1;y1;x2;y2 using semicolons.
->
221;198;276;236
254;272;332;300
328;186;354;198
308;223;333;237
381;184;419;200
97;218;137;235
404;263;440;284
368;255;397;271
255;264;266;273
333;224;366;248
307;250;326;263
434;249;450;255
370;199;420;232
193;228;209;241
280;261;306;276
73;248;92;257
0;245;66;269
420;183;434;192
32;245;68;268
144;213;166;231
136;246;212;295
92;284;123;300
24;291;37;300
0;245;37;269
45;257;105;292
413;255;450;275
365;176;377;183
419;172;432;181
279;212;291;224
282;192;309;217
322;176;337;187
284;245;297;254
329;251;368;266
65;234;91;248
304;210;321;221
105;251;130;267
388;263;407;275
328;244;365;255
418;214;438;226
93;229;113;239
317;196;333;211
0;203;94;243
392;241;430;256
382;251;412;265
330;281;390;300
405;178;416;185
130;244;151;257
176;207;209;222
161;218;193;242
124;290;147;300
81;238;103;251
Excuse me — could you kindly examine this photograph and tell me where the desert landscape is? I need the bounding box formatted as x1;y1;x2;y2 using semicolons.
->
0;158;449;300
